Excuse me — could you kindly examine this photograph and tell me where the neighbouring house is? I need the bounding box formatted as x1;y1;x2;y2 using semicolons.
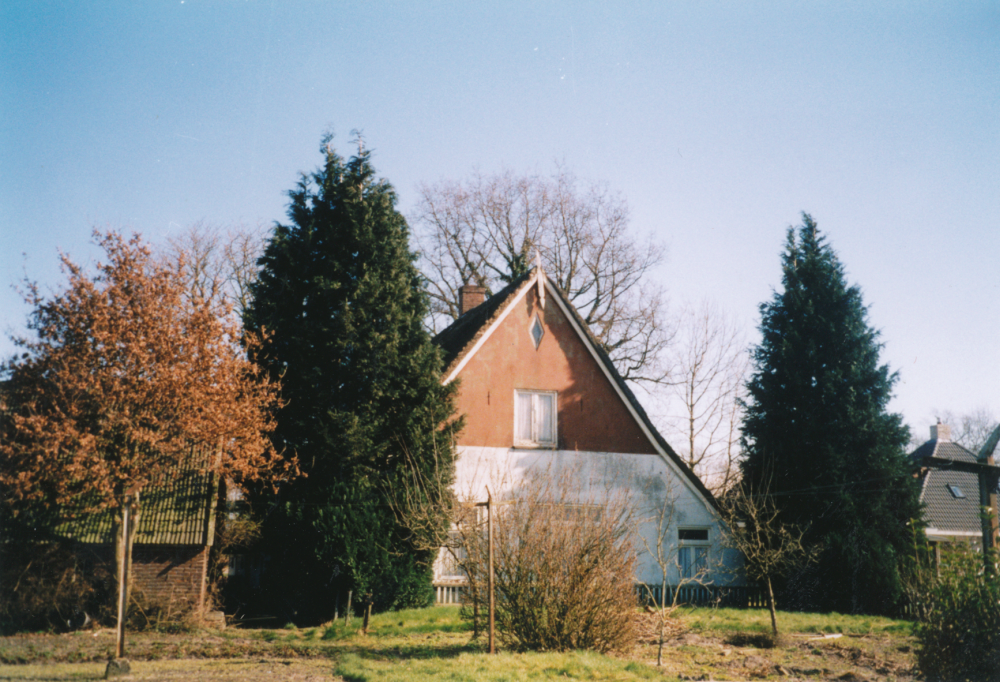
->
56;447;219;615
909;422;1000;557
430;266;742;604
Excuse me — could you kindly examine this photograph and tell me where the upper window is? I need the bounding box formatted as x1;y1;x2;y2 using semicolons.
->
529;314;544;349
515;390;557;448
947;484;965;499
678;528;709;542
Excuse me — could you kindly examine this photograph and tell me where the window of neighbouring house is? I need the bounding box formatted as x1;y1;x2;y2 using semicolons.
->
514;390;557;448
678;527;710;579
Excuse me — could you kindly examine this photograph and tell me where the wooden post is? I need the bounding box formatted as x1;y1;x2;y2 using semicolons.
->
979;469;1000;573
362;594;372;634
978;429;1000;574
487;487;495;655
115;497;133;659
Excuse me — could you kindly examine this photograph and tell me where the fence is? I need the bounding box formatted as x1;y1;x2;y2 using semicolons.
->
432;579;765;608
433;580;467;605
637;583;766;608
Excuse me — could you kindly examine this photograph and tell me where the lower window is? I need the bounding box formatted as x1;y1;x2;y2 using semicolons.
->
678;546;708;579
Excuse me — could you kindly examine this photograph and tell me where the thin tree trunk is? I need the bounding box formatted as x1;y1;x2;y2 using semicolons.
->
472;580;480;639
657;582;666;666
766;577;778;636
113;493;141;624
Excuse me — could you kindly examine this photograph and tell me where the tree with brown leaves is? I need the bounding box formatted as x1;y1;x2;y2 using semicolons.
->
0;230;292;640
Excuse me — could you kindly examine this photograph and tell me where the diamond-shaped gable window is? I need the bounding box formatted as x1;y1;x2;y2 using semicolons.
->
530;315;544;349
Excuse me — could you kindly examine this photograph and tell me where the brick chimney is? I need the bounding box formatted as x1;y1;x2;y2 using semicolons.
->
458;284;486;315
931;420;952;442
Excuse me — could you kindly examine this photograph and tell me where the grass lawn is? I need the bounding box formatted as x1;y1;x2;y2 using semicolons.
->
0;605;919;681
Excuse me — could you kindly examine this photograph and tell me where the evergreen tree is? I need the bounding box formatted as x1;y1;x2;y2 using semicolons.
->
740;214;921;614
245;136;460;617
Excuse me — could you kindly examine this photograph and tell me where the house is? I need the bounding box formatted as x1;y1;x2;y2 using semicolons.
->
909;422;1000;556
430;266;741;602
56;447;219;615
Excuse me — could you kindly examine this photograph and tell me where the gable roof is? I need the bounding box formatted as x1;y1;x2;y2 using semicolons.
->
909;438;979;465
432;268;719;510
434;272;533;374
57;445;218;546
910;437;983;538
919;468;982;536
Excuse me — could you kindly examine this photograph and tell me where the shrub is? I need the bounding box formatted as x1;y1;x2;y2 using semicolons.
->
0;533;112;634
914;545;1000;682
460;467;639;653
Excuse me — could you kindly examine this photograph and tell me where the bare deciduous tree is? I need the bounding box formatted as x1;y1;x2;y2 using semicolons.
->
719;479;817;637
165;221;268;320
640;482;720;666
415;167;673;383
927;406;999;454
665;301;749;493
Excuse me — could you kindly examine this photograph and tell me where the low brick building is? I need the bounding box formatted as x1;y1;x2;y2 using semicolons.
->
58;450;218;614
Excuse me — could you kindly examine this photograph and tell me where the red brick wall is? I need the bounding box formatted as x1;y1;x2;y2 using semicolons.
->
130;545;208;611
454;286;655;454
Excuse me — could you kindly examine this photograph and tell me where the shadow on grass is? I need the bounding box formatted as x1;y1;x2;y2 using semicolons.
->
338;640;482;660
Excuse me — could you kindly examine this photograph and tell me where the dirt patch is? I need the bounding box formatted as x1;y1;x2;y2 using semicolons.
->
0;658;336;681
628;620;919;681
0;628;327;665
0;617;921;681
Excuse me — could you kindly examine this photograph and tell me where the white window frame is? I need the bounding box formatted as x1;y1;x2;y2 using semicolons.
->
513;389;558;448
678;527;710;580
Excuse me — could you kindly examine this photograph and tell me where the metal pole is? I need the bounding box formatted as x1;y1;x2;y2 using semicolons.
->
487;487;495;655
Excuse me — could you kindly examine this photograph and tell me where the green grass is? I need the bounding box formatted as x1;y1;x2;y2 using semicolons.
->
678;606;914;637
0;603;916;680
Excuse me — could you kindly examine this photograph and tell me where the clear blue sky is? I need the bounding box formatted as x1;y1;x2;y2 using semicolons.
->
2;1;997;435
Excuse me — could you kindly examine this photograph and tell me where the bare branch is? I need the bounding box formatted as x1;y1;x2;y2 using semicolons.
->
663;301;749;493
414;167;673;383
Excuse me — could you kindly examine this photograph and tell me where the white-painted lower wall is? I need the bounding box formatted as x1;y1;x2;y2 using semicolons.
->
433;446;744;588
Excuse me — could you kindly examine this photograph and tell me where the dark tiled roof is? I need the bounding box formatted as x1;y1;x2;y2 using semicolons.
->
57;445;217;546
909;439;978;465
911;437;983;538
919;468;982;535
432;268;718;510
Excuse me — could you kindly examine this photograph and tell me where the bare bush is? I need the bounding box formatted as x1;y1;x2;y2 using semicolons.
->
458;467;639;653
640;481;719;665
0;536;111;634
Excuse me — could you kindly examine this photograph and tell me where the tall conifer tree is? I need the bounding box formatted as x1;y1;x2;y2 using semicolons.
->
740;214;920;614
245;136;460;615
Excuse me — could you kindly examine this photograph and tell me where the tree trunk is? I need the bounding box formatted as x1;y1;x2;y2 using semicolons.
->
362;595;372;634
657;581;666;666
471;581;480;639
113;493;141;620
766;577;778;636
